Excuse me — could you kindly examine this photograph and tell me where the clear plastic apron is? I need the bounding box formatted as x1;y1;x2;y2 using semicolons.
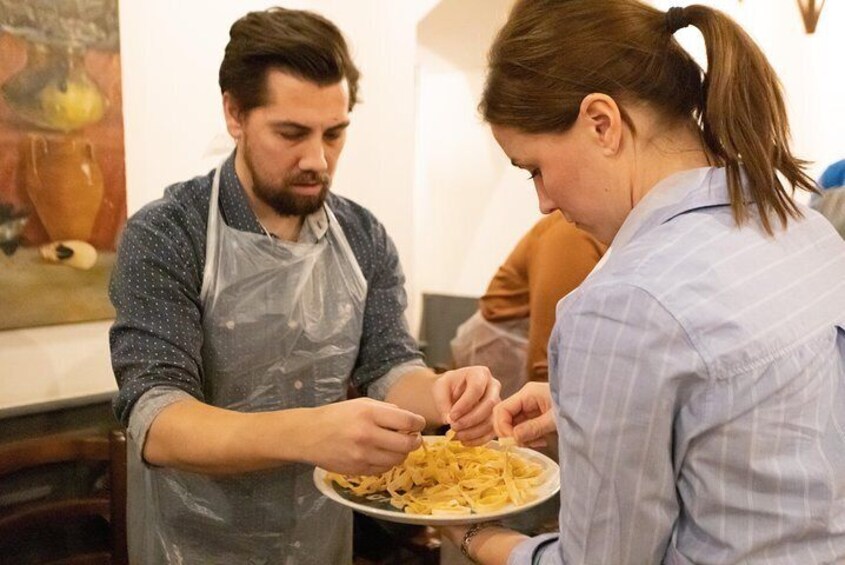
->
450;312;530;399
137;163;367;564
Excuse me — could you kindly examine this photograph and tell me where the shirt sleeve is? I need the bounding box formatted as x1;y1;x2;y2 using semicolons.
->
527;282;707;565
366;358;427;401
350;218;425;394
109;203;206;427
126;387;194;456
508;533;559;565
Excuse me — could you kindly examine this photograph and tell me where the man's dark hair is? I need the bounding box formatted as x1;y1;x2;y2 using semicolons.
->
219;7;360;113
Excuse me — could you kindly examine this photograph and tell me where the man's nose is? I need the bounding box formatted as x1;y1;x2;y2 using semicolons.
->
298;137;328;172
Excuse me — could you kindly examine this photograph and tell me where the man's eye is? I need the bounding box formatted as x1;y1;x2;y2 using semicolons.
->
278;131;306;140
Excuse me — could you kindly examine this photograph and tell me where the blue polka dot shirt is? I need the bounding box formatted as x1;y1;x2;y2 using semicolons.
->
108;154;424;426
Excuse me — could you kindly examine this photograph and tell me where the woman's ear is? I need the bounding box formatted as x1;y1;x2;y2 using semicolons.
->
222;92;244;140
578;93;623;156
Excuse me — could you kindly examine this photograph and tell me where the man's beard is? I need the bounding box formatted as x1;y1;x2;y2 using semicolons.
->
244;150;331;217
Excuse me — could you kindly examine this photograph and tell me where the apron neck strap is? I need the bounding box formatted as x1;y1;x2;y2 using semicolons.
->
200;163;225;302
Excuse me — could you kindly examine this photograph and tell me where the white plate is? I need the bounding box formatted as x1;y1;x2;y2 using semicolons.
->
313;437;560;526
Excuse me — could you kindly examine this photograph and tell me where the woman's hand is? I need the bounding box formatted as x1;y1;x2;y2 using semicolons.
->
493;382;556;448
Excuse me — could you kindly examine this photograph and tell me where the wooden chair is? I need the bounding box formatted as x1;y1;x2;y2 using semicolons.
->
0;430;128;565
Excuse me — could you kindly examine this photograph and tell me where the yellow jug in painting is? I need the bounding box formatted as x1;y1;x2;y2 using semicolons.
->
22;134;105;242
2;42;107;132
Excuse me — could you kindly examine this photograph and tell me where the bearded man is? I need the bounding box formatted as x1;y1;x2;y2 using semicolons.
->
108;8;500;563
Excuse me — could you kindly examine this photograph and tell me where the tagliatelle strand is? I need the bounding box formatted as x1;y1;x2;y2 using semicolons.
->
325;430;544;515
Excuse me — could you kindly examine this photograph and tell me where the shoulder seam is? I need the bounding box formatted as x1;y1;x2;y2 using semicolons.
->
570;280;713;381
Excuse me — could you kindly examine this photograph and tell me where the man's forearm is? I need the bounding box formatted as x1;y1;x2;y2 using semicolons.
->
143;398;315;474
384;367;445;427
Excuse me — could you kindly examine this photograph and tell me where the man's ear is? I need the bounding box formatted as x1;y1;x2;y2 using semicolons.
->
578;93;623;155
222;92;244;140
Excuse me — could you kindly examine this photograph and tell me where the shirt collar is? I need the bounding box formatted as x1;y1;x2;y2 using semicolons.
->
609;166;732;252
302;207;330;242
218;150;330;241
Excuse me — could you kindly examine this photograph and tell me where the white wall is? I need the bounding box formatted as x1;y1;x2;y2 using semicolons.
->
414;0;541;300
2;0;843;412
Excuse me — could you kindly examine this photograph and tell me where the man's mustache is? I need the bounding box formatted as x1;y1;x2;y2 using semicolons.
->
288;171;330;187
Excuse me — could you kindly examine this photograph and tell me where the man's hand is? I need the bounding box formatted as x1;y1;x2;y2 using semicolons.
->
493;382;556;448
432;366;501;446
305;398;426;475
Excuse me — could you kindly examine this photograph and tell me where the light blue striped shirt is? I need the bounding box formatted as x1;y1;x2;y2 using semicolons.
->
510;167;845;564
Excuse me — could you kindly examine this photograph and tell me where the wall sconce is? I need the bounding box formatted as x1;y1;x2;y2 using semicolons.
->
797;0;825;33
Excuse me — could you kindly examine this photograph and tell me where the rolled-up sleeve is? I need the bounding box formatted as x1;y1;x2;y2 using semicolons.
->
366;358;426;401
345;213;425;394
508;533;559;565
126;387;194;454
109;202;206;427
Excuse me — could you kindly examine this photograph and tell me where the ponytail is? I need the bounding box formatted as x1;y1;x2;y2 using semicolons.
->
681;5;816;234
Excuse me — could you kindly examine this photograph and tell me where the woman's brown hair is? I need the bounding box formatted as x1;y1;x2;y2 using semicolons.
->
481;0;816;234
219;7;360;113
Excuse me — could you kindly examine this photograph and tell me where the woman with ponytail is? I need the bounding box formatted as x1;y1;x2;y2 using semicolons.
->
442;2;845;563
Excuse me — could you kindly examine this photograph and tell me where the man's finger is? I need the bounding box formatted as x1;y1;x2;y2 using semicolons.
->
450;396;497;432
372;404;426;433
432;377;455;424
368;426;423;455
458;430;496;447
454;419;496;445
361;448;412;475
448;371;488;421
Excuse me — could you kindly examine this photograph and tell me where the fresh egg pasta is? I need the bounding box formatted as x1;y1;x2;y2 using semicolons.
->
326;431;545;516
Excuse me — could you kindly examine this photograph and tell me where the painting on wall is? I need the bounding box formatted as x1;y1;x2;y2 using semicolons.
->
0;0;125;331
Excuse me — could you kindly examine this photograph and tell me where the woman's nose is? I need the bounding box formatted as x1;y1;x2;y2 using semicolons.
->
535;181;557;214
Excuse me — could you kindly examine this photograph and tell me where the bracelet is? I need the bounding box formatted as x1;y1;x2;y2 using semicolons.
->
460;521;503;563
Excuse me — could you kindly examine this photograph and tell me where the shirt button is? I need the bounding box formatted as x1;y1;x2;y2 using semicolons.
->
225;320;235;330
294;380;303;390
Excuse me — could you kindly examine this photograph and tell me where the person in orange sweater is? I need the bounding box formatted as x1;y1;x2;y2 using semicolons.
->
451;212;605;398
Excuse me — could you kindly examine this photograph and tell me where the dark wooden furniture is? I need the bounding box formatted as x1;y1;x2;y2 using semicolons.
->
0;430;128;564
